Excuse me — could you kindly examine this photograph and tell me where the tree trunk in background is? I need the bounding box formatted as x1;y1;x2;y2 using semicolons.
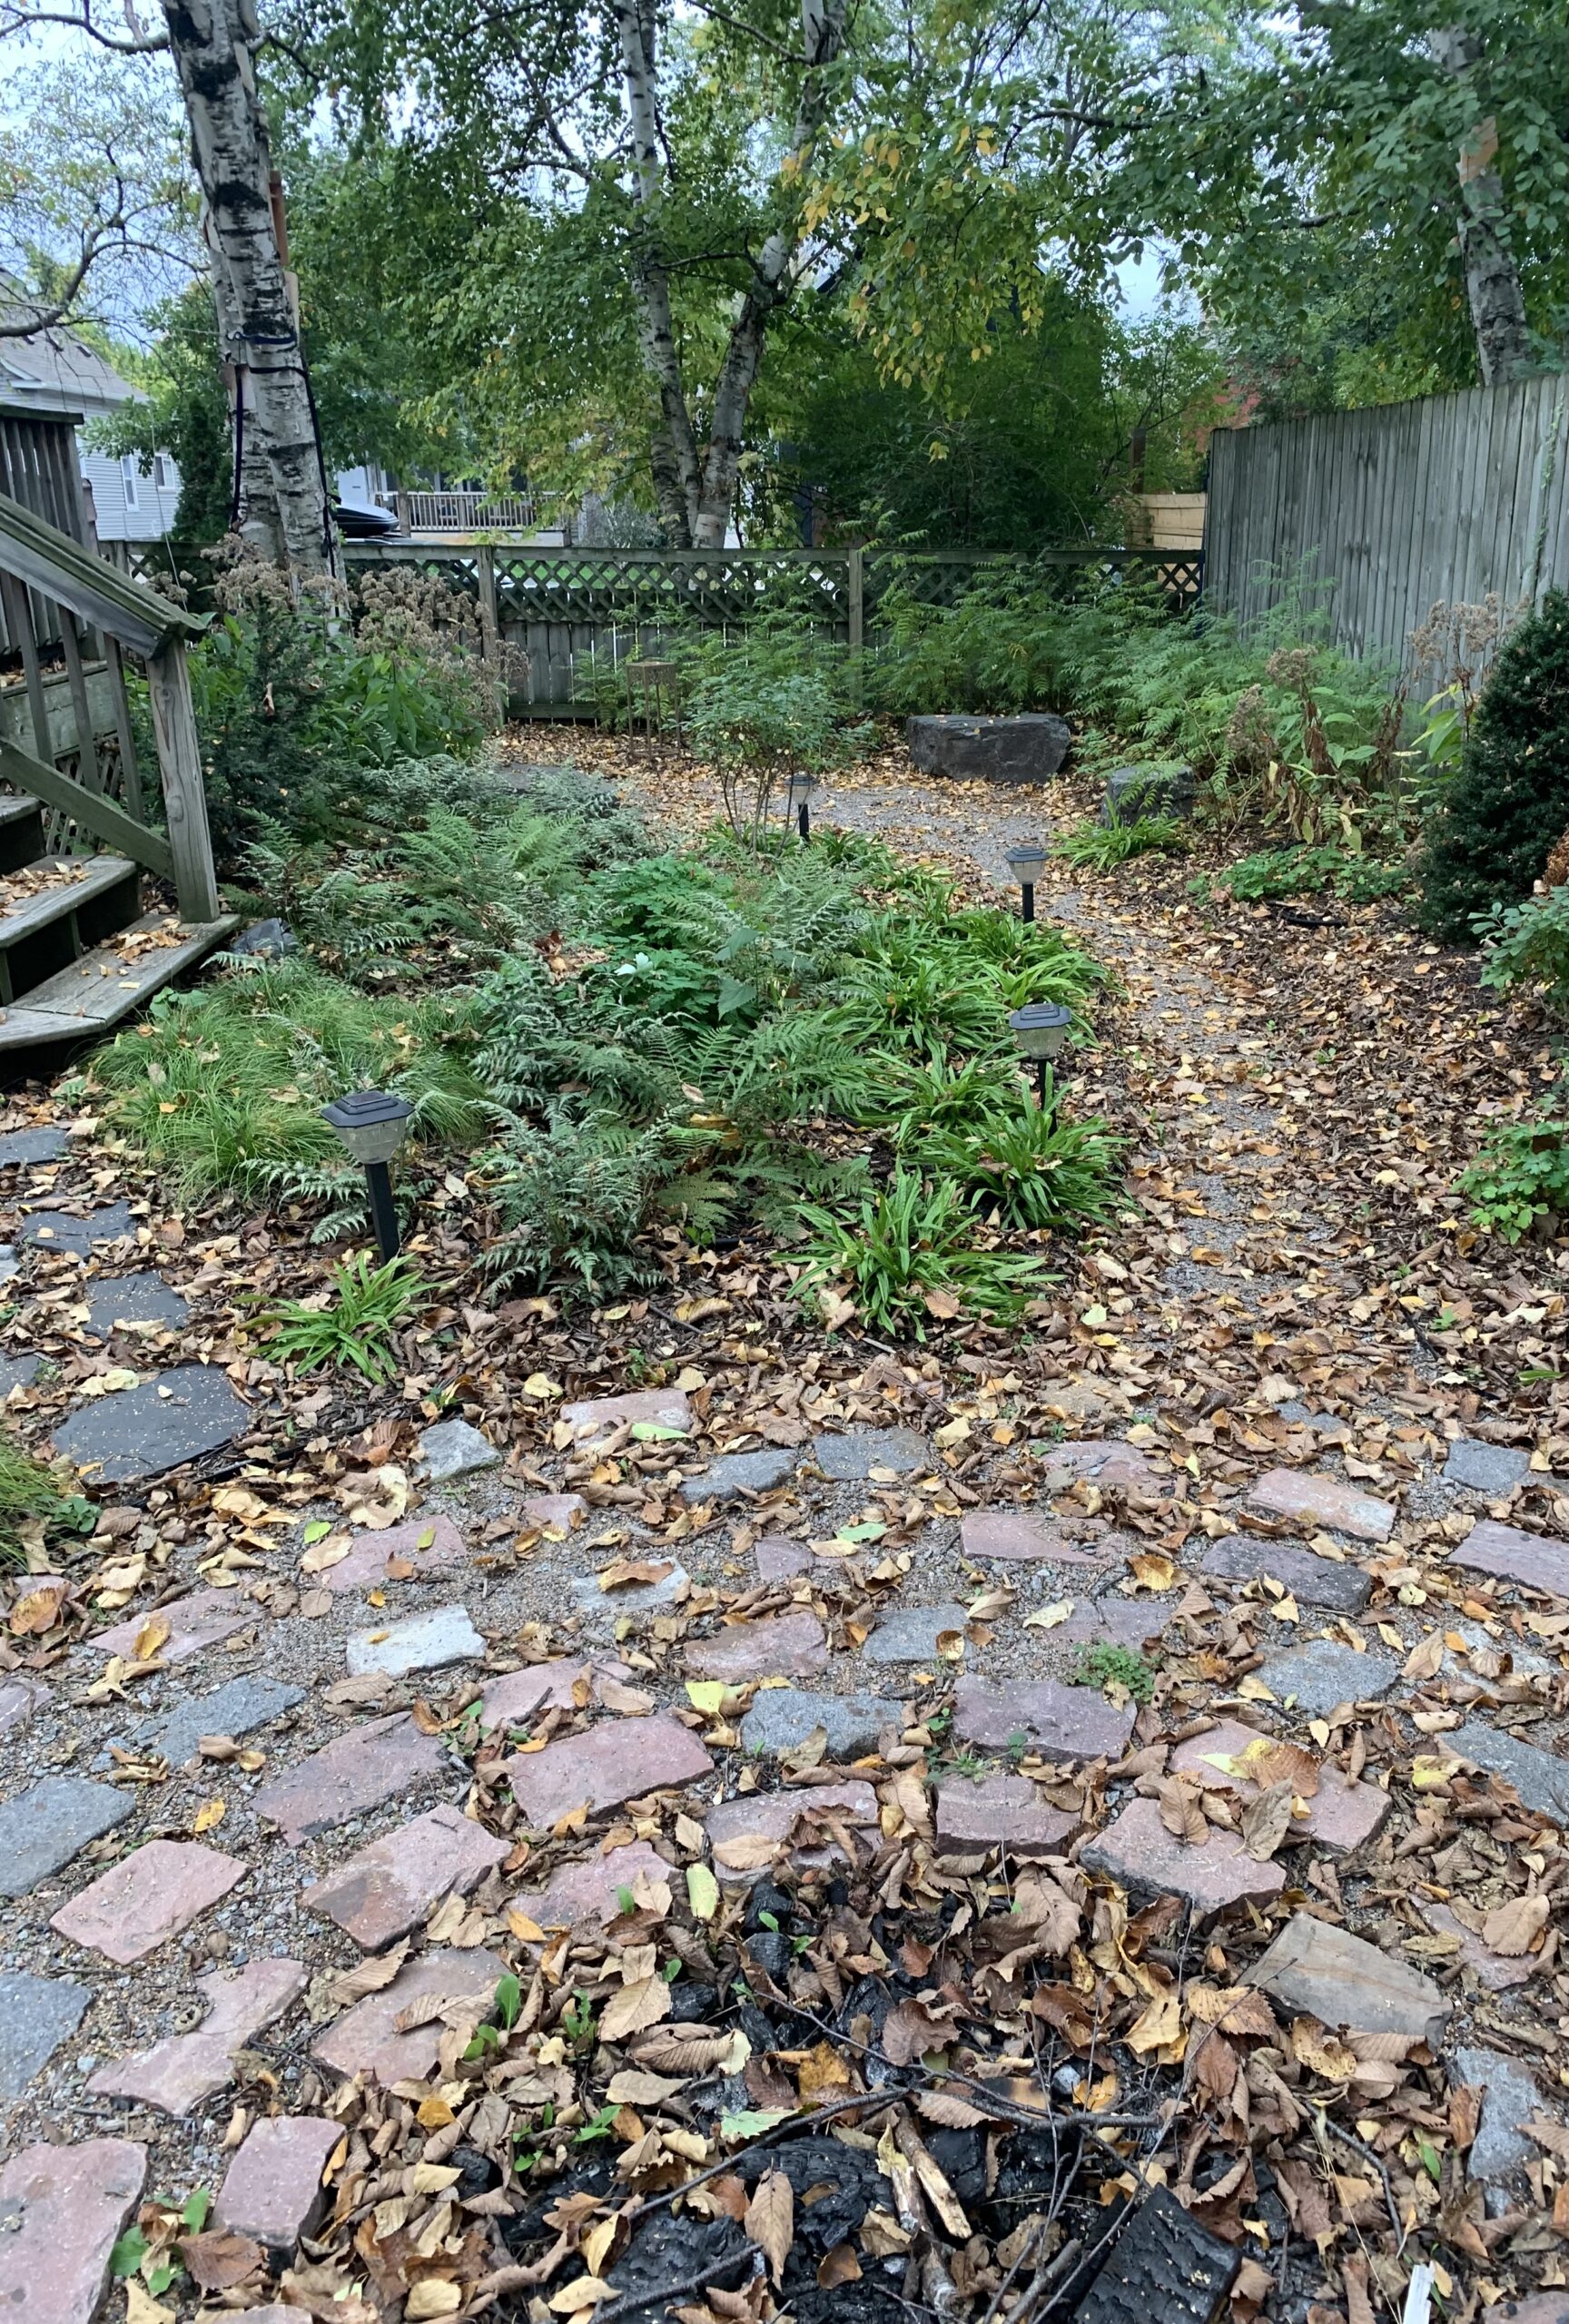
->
161;0;332;578
1430;27;1533;388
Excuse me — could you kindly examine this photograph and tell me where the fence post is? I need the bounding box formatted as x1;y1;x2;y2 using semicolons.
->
476;544;509;722
145;639;222;922
846;546;863;704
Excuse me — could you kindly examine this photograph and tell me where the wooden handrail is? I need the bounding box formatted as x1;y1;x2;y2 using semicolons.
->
0;735;174;882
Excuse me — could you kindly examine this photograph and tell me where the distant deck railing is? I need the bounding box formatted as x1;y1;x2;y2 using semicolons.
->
377;488;557;536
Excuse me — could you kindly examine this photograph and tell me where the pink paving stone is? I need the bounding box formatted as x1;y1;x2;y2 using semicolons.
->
0;2137;147;2324
1484;2300;1569;2324
1051;1597;1170;1650
478;1658;633;1731
223;2311;297;2324
214;2113;339;2250
313;1945;509;2085
961;1512;1115;1565
303;1803;509;1949
504;1713;714;1827
1416;1897;1536;1992
523;1492;587;1530
1080;1797;1287;1918
0;1675;48;1733
706;1780;879;1884
51;1838;243;1965
561;1387;691;1446
1453;1519;1569;1597
1041;1440;1167;1492
1169;1719;1389;1855
88;1957;307;2113
952;1674;1135;1761
935;1775;1079;1858
306;1512;468;1596
685;1610;828;1682
253;1710;445;1844
89;1585;253;1664
515;1840;673;1928
1247;1467;1394;1542
755;1535;814;1583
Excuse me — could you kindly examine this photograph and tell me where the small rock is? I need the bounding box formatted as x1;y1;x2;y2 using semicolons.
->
523;1492;586;1530
1247;1468;1394;1541
1169;1719;1388;1853
253;1712;446;1844
1081;1798;1285;1917
89;1585;255;1666
0;1675;49;1735
1243;1911;1449;2041
313;1946;510;2084
1416;1900;1534;1992
303;1803;509;1950
1454;2045;1541;2181
53;1364;250;1484
740;1687;905;1760
515;1841;672;1928
754;1535;813;1583
1041;1440;1165;1492
861;1602;972;1665
1254;1641;1396;1719
679;1448;796;1502
1198;1533;1371;1614
345;1602;483;1679
307;1511;468;1596
0;1774;133;1898
561;1388;690;1447
18;1199;135;1252
0;2138;147;2322
952;1675;1135;1760
1453;1519;1569;1597
1102;763;1195;824
504;1713;714;1827
0;1127;70;1166
1482;2299;1569;2324
214;2114;338;2249
227;915;298;960
133;1674;304;1768
82;1271;190;1332
686;1610;827;1682
570;1561;689;1632
706;1781;878;1884
1447;1717;1569;1818
935;1775;1078;1858
1444;1440;1533;1494
0;1353;40;1395
417;1418;501;1482
51;1838;244;1965
0;1972;92;2101
961;1511;1114;1565
87;1958;306;2114
813;1427;930;1480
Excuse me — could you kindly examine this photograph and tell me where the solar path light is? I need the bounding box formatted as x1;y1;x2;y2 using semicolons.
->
1005;842;1050;923
321;1089;415;1262
785;768;820;841
1008;1000;1071;1110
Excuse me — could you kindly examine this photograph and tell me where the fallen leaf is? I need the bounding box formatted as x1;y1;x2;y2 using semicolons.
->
1482;1894;1550;1955
180;2229;265;2291
1157;1776;1207;1846
744;2170;793;2286
600;1974;673;2043
1239;1780;1297;1861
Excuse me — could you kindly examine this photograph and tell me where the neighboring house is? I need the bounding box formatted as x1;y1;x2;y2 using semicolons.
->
0;306;183;543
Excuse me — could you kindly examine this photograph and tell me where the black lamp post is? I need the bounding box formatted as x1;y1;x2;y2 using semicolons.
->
321;1089;415;1262
1008;1001;1071;1109
1005;842;1050;924
785;768;819;841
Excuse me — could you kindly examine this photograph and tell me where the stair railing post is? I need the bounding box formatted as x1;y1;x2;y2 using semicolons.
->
145;638;222;922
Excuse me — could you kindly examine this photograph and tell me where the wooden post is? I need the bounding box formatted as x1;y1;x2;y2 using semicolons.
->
145;639;222;922
0;572;54;771
846;545;864;704
102;640;144;822
476;543;507;721
57;615;103;793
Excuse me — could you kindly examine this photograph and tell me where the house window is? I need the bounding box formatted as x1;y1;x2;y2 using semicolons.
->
120;456;140;511
153;455;170;490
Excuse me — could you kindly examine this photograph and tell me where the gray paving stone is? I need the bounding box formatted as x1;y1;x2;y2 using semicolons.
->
1448;1718;1569;1818
0;1246;18;1285
814;1427;931;1480
570;1561;690;1632
1256;1640;1397;1718
132;1675;304;1768
0;1971;91;2099
0;1127;70;1166
1445;1440;1533;1494
53;1364;250;1483
1244;1911;1448;2041
861;1602;972;1665
83;1271;190;1331
1453;1520;1569;1597
741;1686;906;1760
679;1447;796;1503
0;1775;133;1897
953;1674;1136;1760
1454;2045;1541;2181
0;1352;39;1395
0;2138;147;2322
346;1602;484;1678
17;1199;136;1252
1199;1531;1372;1613
418;1417;502;1482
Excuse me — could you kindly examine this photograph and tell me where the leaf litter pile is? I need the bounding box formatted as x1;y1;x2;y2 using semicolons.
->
3;730;1569;2324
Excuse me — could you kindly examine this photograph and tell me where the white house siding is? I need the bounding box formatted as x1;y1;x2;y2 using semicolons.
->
80;447;184;542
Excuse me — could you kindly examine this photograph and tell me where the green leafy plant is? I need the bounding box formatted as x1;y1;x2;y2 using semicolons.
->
795;1166;1051;1335
1457;1114;1569;1242
1475;884;1569;1012
258;1254;429;1383
1068;1642;1156;1702
919;1092;1125;1232
1210;844;1407;904
1054;815;1189;871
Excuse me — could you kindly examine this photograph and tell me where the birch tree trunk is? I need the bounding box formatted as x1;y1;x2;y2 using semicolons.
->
161;0;333;578
1429;27;1533;388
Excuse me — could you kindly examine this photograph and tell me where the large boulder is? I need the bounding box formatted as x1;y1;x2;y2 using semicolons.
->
1101;762;1196;826
907;714;1071;784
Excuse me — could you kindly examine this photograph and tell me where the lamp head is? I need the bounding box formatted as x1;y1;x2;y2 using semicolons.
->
1008;1001;1071;1060
321;1088;415;1166
1005;842;1050;888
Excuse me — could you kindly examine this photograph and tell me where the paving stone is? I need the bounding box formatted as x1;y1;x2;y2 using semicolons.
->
1453;1519;1569;1597
0;1774;133;1897
90;1584;257;1666
1169;1718;1389;1853
814;1427;930;1480
680;1447;797;1503
215;2114;338;2249
686;1610;827;1682
861;1602;972;1665
1483;2299;1569;2324
478;1659;633;1731
1447;1717;1569;1818
87;1958;305;2113
0;1126;70;1165
133;1674;303;1767
346;1601;484;1679
1254;1640;1397;1718
1416;1900;1534;1992
504;1713;714;1827
706;1780;879;1883
306;1511;469;1595
254;1711;447;1844
515;1841;672;1928
1081;1797;1285;1917
0;1971;91;2100
562;1387;690;1446
1445;1439;1533;1494
1052;1597;1171;1651
0;2137;147;2324
0;1245;15;1286
740;1686;906;1760
54;1364;250;1484
51;1837;244;1965
1198;1531;1372;1613
1040;1439;1166;1492
935;1775;1079;1858
1243;1910;1449;2040
18;1198;135;1251
1454;2045;1541;2181
962;1511;1117;1564
313;1945;510;2084
0;1674;48;1733
952;1674;1136;1760
524;1492;587;1531
1247;1467;1394;1541
417;1416;501;1481
304;1803;510;1949
0;1352;40;1395
755;1535;813;1583
82;1270;190;1331
570;1561;690;1630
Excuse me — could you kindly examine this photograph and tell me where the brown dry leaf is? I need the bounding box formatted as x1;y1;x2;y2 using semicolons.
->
744;2171;793;2286
1482;1894;1550;1955
1157;1777;1207;1846
913;2089;986;2128
1239;1780;1297;1862
1290;2017;1357;2083
597;1677;654;1716
599;1975;673;2043
10;1579;71;1637
1125;1988;1182;2054
1187;1984;1277;2040
1205;1735;1320;1798
1128;1551;1179;1592
329;1939;409;2005
797;2041;854;2101
1525;2119;1569;2160
817;2245;863;2289
1402;1631;1446;1683
180;2230;265;2291
631;2027;736;2075
713;1835;783;1871
882;1997;952;2066
1449;2084;1483;2149
548;2280;620;2312
598;1560;674;1592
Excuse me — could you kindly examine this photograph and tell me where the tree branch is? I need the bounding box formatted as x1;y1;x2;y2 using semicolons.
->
0;0;167;50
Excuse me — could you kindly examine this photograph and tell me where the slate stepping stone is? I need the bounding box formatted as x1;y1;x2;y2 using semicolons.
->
478;1658;634;1732
313;1945;510;2084
740;1686;906;1761
214;2114;338;2249
82;1271;190;1332
18;1198;135;1251
814;1427;929;1480
0;1245;15;1286
345;1602;483;1679
0;1774;133;1897
1453;1519;1569;1597
133;1674;303;1768
0;2138;147;2323
0;1674;48;1733
680;1447;796;1502
562;1387;690;1446
1041;1439;1165;1492
1169;1718;1389;1853
52;1837;244;1964
861;1602;971;1665
514;1840;671;1929
953;1674;1135;1761
1247;1467;1394;1541
1414;1899;1535;1992
755;1535;814;1583
90;1584;255;1666
685;1610;827;1682
253;1712;447;1844
1051;1598;1169;1651
1198;1532;1371;1614
1454;2045;1543;2181
1446;1717;1569;1818
570;1561;689;1631
0;1126;69;1165
1081;1797;1285;1917
935;1775;1078;1859
1445;1439;1533;1494
1254;1641;1397;1718
0;1352;40;1395
706;1780;879;1884
1480;2304;1569;2324
54;1363;250;1483
0;1970;91;2100
303;1802;509;1949
417;1417;502;1481
305;1511;468;1596
962;1511;1115;1564
1243;1910;1449;2040
88;1957;305;2114
523;1492;586;1530
504;1712;714;1827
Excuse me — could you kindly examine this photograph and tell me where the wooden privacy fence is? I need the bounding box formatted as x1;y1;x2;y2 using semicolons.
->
1205;371;1569;668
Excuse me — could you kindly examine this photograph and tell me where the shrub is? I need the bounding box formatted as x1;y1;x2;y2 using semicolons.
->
1457;1113;1569;1241
676;620;860;844
1419;590;1569;942
1209;845;1408;905
1055;816;1189;871
1476;883;1569;1013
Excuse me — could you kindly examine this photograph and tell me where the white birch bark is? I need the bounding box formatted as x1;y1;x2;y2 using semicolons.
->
1429;27;1533;387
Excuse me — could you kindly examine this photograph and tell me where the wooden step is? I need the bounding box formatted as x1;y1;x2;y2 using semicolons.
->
0;855;142;1007
0;911;242;1053
0;795;45;875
